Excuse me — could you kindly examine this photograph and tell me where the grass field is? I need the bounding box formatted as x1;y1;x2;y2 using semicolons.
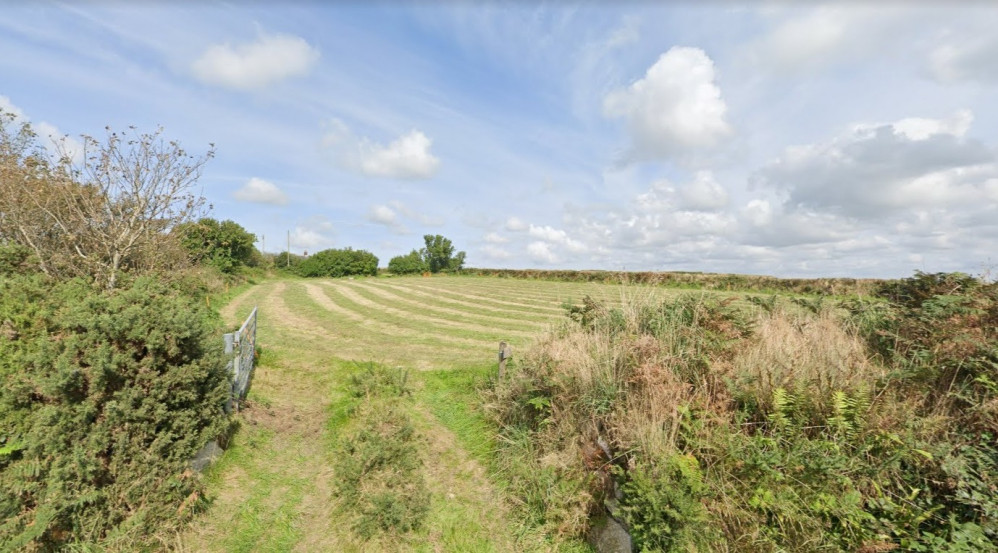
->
175;275;750;552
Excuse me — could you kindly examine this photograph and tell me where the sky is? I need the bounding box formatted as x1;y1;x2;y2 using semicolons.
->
2;2;997;278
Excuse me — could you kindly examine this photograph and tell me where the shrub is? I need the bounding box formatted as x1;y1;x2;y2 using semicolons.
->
618;455;718;552
296;248;378;278
387;250;427;275
334;363;429;541
0;275;229;550
178;218;258;274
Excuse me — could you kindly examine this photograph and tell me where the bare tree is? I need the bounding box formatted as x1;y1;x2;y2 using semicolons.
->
0;112;214;288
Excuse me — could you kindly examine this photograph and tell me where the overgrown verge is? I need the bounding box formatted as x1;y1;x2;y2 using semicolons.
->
333;364;430;544
484;272;998;552
0;274;230;551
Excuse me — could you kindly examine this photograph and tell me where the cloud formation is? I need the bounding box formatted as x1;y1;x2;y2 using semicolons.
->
526;241;558;264
290;216;336;252
604;47;730;162
753;110;998;219
192;33;319;90
323;120;440;179
233;177;288;205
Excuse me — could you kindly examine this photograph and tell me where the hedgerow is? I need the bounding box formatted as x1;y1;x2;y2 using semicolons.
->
0;275;230;550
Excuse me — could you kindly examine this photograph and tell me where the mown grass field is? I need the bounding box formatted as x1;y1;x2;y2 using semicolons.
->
176;275;752;552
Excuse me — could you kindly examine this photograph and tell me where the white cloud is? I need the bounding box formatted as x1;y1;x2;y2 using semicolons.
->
505;216;529;231
528;224;587;253
483;232;508;244
889;110;973;141
366;204;408;234
322;120;440;180
604;47;731;162
753;110;998;219
233;177;288;205
290;216;335;252
526;241;558;264
191;32;319;90
0;95;82;162
678;171;729;211
0;95;25;118
634;171;729;213
368;204;397;225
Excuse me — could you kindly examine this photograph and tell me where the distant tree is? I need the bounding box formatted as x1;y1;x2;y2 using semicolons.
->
421;234;465;273
296;248;378;278
388;249;428;275
178;218;257;273
0;112;214;288
274;251;304;271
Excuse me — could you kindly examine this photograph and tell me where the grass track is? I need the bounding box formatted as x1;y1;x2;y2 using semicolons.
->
178;275;746;552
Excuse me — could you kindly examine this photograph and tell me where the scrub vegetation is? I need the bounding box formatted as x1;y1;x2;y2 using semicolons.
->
487;271;998;552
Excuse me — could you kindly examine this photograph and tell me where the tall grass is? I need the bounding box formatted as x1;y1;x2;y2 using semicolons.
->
484;274;998;552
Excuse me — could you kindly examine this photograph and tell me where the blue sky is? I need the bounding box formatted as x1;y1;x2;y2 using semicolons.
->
3;2;998;278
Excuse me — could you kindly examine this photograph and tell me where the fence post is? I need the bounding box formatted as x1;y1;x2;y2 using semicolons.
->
498;341;511;378
223;333;235;413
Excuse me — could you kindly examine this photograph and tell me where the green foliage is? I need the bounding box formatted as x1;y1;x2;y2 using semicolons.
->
422;234;465;273
296;248;378;278
387;235;465;275
179;218;258;273
618;455;718;552
0;244;35;276
347;363;411;399
387;249;428;275
0;275;229;550
334;364;429;541
274;251;304;272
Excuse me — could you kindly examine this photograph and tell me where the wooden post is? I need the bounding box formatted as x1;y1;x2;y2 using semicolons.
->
498;341;511;379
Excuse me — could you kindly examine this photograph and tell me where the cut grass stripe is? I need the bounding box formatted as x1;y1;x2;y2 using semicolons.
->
372;279;566;317
340;280;551;331
319;281;535;340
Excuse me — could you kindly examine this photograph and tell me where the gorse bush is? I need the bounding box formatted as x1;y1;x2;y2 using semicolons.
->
334;364;429;542
486;276;998;552
0;275;229;550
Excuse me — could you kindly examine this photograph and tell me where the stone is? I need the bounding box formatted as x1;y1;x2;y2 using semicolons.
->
191;439;224;472
587;515;633;553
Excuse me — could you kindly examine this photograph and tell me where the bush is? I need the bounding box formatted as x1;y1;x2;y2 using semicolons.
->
178;218;258;274
296;248;378;278
387;250;427;275
0;275;229;550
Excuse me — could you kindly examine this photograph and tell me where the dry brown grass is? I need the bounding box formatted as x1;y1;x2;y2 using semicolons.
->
728;308;884;413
